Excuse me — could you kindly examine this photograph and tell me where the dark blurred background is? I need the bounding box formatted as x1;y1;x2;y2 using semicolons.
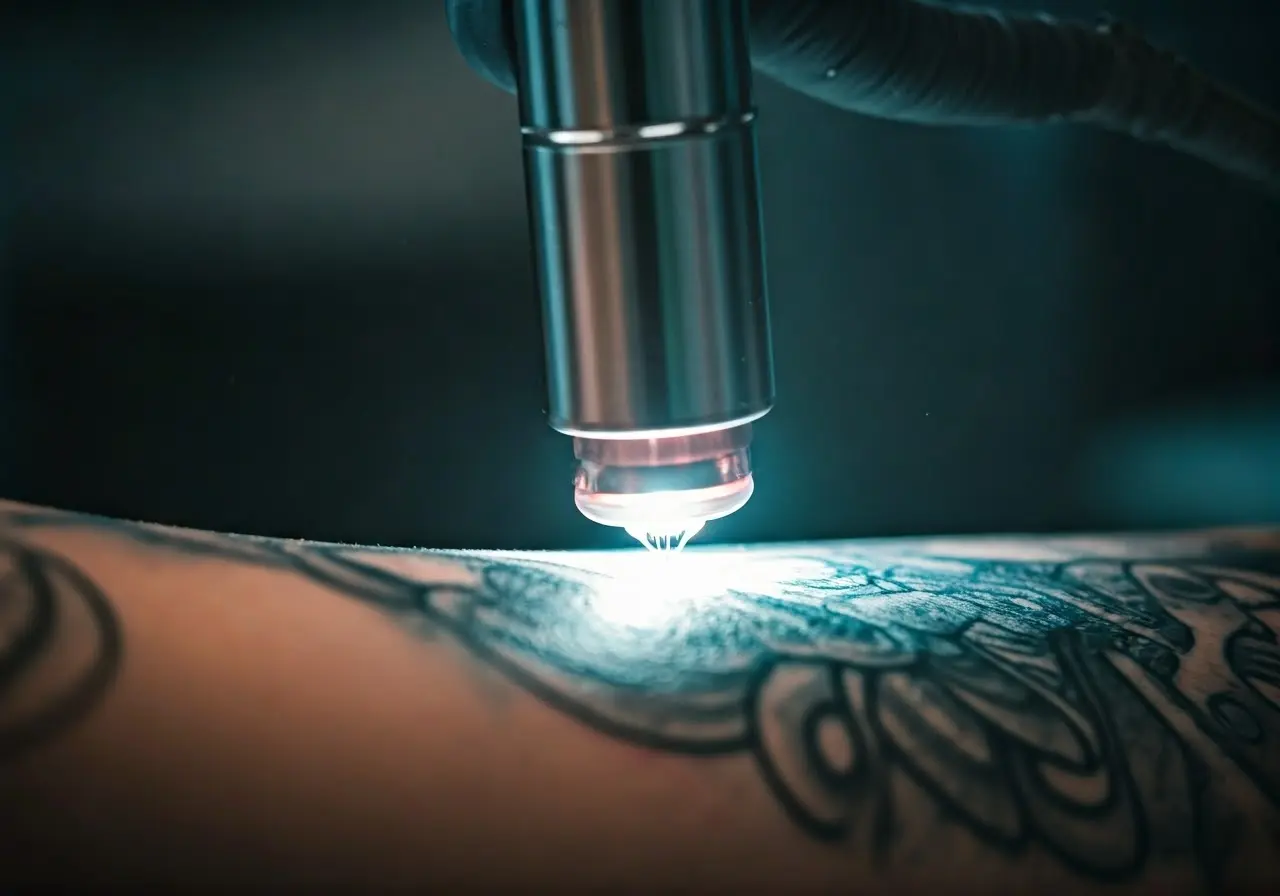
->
2;0;1277;549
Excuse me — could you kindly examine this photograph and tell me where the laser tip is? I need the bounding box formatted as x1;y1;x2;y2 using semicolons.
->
625;520;706;553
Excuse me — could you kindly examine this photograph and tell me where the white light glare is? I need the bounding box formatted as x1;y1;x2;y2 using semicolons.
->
625;519;706;553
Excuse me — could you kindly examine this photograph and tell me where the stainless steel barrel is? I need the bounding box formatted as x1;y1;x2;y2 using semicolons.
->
513;0;775;438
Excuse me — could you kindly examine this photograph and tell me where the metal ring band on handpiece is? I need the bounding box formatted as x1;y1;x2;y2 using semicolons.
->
522;111;757;149
573;423;753;467
576;478;755;528
576;450;752;496
573;424;756;528
554;409;770;441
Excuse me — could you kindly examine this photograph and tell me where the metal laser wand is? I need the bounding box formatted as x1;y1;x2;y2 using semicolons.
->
455;0;1280;549
513;0;775;548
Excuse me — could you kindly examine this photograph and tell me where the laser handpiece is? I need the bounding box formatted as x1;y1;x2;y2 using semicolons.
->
513;0;774;545
450;0;1280;547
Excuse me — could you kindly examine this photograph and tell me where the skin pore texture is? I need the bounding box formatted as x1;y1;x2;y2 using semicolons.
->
1;498;1279;892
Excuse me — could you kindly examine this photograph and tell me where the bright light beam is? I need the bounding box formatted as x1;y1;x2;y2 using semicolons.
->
625;519;706;553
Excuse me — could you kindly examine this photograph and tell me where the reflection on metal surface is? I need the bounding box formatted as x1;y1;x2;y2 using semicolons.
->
573;423;756;543
514;0;773;428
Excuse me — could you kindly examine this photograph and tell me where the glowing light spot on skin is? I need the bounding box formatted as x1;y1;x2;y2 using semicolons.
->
586;550;720;629
579;550;828;632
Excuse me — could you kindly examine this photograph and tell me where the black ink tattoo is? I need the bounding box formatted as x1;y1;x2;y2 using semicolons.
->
1;505;1278;885
0;537;122;760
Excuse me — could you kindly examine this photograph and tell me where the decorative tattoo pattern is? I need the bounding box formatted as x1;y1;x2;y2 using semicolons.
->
0;536;122;760
1;506;1278;885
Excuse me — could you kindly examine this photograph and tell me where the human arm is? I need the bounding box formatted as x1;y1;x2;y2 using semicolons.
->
2;498;1278;891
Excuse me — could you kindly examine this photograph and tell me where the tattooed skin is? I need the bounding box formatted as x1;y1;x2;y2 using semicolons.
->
0;534;121;761
1;506;1278;886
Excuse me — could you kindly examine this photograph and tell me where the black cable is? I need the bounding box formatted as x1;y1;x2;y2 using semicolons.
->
446;0;1280;192
748;0;1280;191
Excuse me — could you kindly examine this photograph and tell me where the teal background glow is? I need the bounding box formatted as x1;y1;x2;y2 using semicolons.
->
2;0;1277;547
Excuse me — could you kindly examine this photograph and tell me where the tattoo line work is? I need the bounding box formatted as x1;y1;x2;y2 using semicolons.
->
1;507;1278;884
0;537;121;761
